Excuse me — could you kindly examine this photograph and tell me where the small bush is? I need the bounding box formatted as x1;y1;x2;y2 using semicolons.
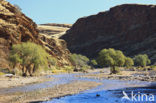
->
150;65;156;71
80;66;90;73
136;66;144;71
69;54;90;72
48;57;57;66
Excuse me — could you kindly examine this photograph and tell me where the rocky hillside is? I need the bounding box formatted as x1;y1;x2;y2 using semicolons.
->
37;23;72;66
61;4;156;62
0;0;71;70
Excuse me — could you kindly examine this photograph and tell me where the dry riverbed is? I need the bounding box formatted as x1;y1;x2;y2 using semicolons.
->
0;81;102;103
0;69;155;103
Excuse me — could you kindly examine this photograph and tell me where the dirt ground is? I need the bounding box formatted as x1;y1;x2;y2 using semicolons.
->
0;75;53;89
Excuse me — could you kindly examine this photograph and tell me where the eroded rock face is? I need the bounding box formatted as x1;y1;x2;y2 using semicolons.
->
62;4;156;62
37;24;72;66
0;0;71;69
39;35;71;66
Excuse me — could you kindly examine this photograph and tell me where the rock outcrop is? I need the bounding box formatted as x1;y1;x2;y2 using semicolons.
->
0;0;71;69
62;4;156;62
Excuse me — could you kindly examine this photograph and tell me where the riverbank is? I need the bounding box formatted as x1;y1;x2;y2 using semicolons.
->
0;75;54;89
0;81;102;103
80;68;156;82
0;68;155;103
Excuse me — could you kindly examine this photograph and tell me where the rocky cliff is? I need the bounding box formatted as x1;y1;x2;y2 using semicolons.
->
62;4;156;62
0;0;71;69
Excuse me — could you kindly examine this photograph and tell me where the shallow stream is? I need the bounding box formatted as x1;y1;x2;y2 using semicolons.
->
1;73;156;103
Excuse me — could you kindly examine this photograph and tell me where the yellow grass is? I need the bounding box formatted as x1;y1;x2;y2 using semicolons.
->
51;69;66;74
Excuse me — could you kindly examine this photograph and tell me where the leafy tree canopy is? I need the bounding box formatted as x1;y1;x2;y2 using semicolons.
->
133;54;151;67
97;48;126;67
9;42;50;76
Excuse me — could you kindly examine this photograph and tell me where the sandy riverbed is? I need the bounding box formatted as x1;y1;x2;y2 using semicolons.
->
0;76;53;89
0;69;156;103
0;81;102;103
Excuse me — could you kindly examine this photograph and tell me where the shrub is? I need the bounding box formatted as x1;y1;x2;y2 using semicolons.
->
150;65;156;71
9;42;50;76
124;57;134;68
136;66;144;70
80;66;90;73
48;57;57;66
133;54;151;67
63;66;74;73
69;54;90;71
97;48;126;74
90;59;98;67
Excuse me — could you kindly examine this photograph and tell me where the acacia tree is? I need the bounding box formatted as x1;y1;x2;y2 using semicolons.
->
124;57;134;68
96;48;126;74
9;42;50;76
133;54;151;67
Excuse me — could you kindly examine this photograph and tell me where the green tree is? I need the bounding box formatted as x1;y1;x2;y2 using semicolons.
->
124;57;134;68
69;54;90;71
97;48;126;74
90;59;98;66
9;42;50;76
133;54;151;67
115;50;126;67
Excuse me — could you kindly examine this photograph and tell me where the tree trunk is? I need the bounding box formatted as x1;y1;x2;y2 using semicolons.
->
110;66;117;74
22;66;27;77
28;63;34;76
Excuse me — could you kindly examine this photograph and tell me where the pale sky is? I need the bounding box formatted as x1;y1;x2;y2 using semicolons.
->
7;0;156;24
